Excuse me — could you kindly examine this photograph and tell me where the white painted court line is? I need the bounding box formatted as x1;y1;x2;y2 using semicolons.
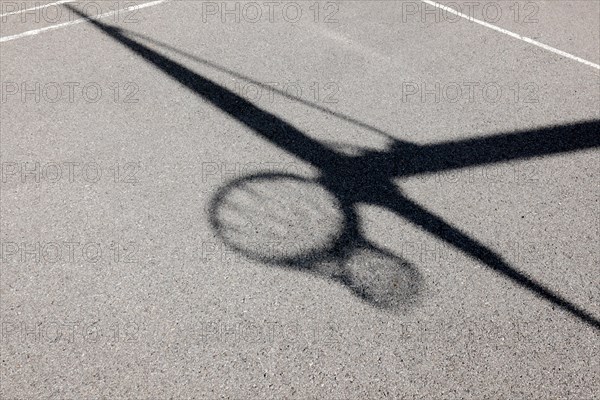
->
0;0;167;43
0;0;71;18
420;0;600;70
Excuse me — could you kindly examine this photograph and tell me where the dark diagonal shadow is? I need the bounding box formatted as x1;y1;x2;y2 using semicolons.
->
66;4;600;329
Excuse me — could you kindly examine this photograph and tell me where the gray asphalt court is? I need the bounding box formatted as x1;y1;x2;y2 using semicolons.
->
1;1;599;399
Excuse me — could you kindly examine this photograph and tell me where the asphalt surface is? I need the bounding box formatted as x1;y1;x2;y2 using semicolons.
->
1;1;599;399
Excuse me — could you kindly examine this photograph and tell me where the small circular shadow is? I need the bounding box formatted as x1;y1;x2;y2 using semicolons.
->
342;244;422;310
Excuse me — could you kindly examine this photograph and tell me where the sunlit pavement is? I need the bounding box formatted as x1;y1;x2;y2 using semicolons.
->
1;1;599;398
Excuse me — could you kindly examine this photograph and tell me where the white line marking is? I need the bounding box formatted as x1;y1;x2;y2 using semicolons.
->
0;0;71;18
0;0;167;43
420;0;600;70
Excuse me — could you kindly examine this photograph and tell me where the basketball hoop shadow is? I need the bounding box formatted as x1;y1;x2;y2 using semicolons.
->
68;3;600;327
208;172;423;310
